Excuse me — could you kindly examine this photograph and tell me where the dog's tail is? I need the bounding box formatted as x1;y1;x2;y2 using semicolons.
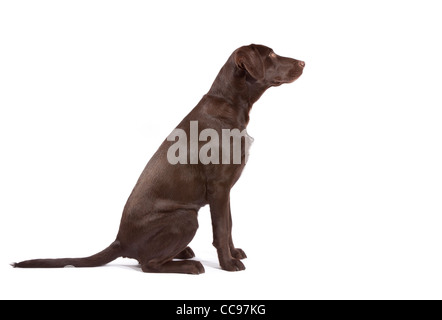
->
12;240;122;268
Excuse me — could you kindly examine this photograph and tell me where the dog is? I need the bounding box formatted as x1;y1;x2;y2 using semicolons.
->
13;44;304;274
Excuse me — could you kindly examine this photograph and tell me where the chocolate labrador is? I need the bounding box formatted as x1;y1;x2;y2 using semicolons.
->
13;44;304;274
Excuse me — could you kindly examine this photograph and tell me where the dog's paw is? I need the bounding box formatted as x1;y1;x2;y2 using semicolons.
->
220;258;246;272
188;261;205;275
175;246;195;259
231;248;247;260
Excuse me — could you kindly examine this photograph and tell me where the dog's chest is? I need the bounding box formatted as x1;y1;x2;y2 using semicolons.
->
244;130;254;162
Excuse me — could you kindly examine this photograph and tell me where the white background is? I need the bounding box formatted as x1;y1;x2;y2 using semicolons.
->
1;0;441;300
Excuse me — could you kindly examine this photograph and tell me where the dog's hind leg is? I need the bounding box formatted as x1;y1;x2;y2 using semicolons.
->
138;209;204;274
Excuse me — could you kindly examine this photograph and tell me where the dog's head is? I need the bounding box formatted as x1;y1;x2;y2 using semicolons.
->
234;44;305;87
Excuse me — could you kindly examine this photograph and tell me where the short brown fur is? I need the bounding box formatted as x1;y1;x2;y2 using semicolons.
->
14;44;304;274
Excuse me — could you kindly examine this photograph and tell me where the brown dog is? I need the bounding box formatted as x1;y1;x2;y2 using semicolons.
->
13;44;304;274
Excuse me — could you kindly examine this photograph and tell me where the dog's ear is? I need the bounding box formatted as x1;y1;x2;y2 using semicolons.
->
234;45;264;81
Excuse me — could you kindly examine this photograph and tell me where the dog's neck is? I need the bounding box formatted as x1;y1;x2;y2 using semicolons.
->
207;56;269;125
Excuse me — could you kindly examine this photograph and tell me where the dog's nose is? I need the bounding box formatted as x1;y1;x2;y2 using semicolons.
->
298;60;305;68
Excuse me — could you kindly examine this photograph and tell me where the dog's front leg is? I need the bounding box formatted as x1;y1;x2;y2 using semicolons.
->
209;188;245;271
228;203;247;260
